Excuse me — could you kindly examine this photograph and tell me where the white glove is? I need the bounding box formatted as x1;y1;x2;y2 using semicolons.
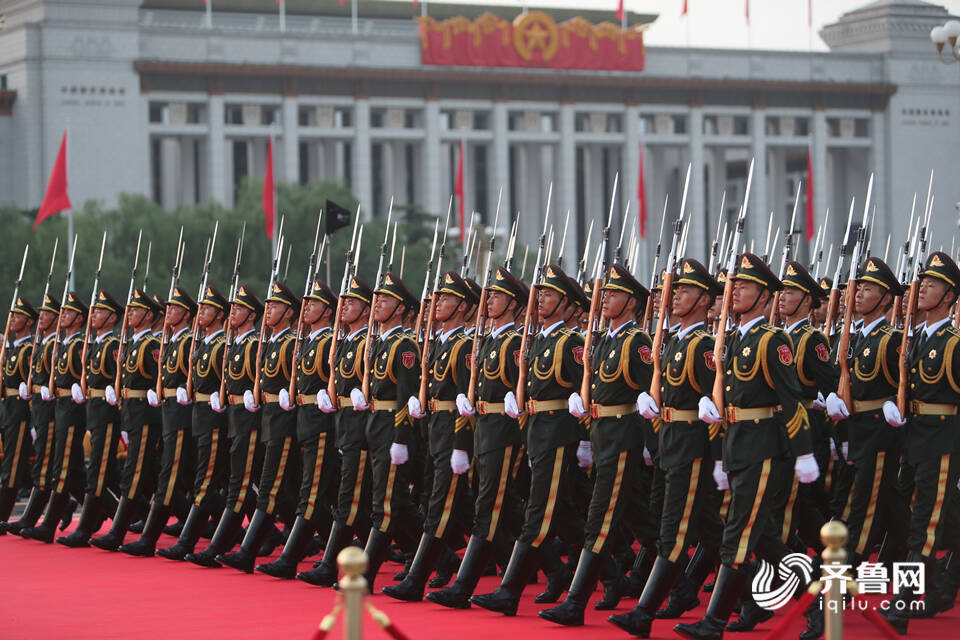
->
830;438;838;461
450;449;470;475
120;431;129;446
713;460;729;491
350;387;368;411
842;441;851;464
568;392;587;419
70;382;85;405
317;390;335;413
813;391;826;411
30;427;37;442
826;392;849;420
883;400;905;427
105;385;117;406
637;391;660;419
504;391;520;419
243;389;258;413
390;442;409;465
643;447;653;466
795;453;820;484
18;381;30;400
40;386;52;402
279;388;294;412
147;389;160;407
698;396;722;424
576;440;593;468
408;396;425;419
176;386;190;405
456;393;475;417
210;391;225;413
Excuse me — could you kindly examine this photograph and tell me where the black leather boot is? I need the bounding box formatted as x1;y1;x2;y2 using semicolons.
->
471;541;542;616
674;564;749;640
914;552;959;617
429;545;462;588
157;504;208;560
21;492;70;543
381;534;445;602
539;549;605;626
882;552;931;634
535;545;574;604
427;535;493;609
257;516;316;579
627;546;655;598
0;486;17;523
609;556;683;638
297;521;353;586
217;509;275;573
90;497;138;551
118;502;171;557
256;522;285;557
57;494;106;548
1;487;49;535
596;552;629;610
185;508;244;568
658;545;718;618
726;562;774;632
360;528;394;592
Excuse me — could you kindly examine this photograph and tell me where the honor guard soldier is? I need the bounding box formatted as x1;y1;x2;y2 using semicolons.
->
187;284;264;567
258;279;339;579
1;294;59;535
0;295;38;523
358;273;424;591
540;263;655;626
120;285;197;556
609;259;725;638
383;270;476;602
298;276;373;586
219;281;302;572
675;254;819;640
92;288;164;551
158;286;230;560
471;264;586;616
22;292;88;542
57;290;123;548
428;267;529;610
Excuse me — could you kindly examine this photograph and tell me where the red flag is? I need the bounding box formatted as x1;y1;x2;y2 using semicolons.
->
455;140;465;245
263;138;276;240
808;0;813;27
745;0;750;23
637;146;648;240
805;148;815;243
682;0;688;16
616;0;624;23
34;131;72;231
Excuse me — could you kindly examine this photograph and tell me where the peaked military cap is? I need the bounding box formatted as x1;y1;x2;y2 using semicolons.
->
12;295;38;321
675;259;723;297
818;277;833;293
535;264;581;302
437;270;476;303
39;293;61;314
306;279;336;308
716;268;728;286
62;291;88;316
92;290;124;316
232;283;264;316
857;257;903;296
128;287;162;314
376;272;418;310
266;280;301;314
922;251;960;292
200;285;229;312
567;275;590;311
602;264;650;304
464;277;482;306
782;261;827;300
343;276;373;305
167;285;197;314
152;294;166;314
488;267;528;302
732;253;782;292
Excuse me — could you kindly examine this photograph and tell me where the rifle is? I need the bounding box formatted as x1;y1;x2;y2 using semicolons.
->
155;227;186;401
218;222;246;405
47;235;78;395
709;193;725;277
580;173;619;414
642;196;669;332
761;211;774;263
79;232;108;396
25;238;58;394
836;175;875;411
576;220;595;285
515;183;552;412
613;200;630;265
414;217;442;343
185;220;218;399
113;230;144;394
288;215;324;399
0;244;30;387
556;210;571;269
418;198;456;411
142;242;152;291
649;164;692;409
251;216;286;403
504;217;519;272
812;208;830;278
711;158;755;413
361;200;394;400
823;199;858;337
466;189;502;407
460;211;477;277
326;208;362;408
769;181;803;324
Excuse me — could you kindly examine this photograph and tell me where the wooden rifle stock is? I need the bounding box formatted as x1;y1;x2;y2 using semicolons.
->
361;293;379;401
515;280;539;411
326;296;345;409
47;309;67;395
768;291;781;325
641;291;654;333
185;313;202;399
823;288;841;338
579;277;602;411
78;308;96;396
649;271;675;407
289;304;308;399
0;312;12;390
836;280;857;410
418;294;439;411
897;281;918;416
710;275;735;411
466;287;489;407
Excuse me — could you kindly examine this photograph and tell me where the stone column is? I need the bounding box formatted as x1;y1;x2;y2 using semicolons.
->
282;95;299;184
624;104;642;266
871;108;888;240
492;101;510;218
353;98;373;219
750;100;769;244
423;99;442;217
812;106;829;238
688;103;706;261
558;102;577;263
208;94;226;205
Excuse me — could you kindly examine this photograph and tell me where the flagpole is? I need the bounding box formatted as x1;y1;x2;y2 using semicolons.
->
279;0;286;33
205;0;212;29
271;132;278;259
65;125;74;290
421;1;427;18
352;0;358;34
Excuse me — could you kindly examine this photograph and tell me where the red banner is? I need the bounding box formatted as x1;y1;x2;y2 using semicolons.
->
417;11;645;72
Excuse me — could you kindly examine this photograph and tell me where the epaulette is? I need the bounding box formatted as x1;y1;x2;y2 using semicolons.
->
692;328;712;339
945;325;960;339
878;324;896;336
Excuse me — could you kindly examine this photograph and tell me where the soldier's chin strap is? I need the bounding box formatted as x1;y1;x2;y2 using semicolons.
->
782;291;809;320
674;289;707;320
539;294;565;324
488;297;514;321
743;286;769;318
859;291;890;320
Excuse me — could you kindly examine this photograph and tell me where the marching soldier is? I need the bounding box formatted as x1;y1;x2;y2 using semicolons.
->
1;294;59;535
157;285;230;560
540;263;655;626
471;264;586;616
297;276;374;586
187;284;264;567
609;258;724;638
675;254;819;640
91;288;164;551
258;279;339;578
56;290;124;548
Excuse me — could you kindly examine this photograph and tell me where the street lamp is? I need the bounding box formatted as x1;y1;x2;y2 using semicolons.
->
931;19;960;63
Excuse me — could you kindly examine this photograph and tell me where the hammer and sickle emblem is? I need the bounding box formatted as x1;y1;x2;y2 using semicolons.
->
513;11;560;62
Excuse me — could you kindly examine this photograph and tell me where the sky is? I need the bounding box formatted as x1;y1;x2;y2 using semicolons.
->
437;0;960;51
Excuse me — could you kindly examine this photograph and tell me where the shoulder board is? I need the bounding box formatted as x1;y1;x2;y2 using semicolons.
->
878;324;896;335
759;323;784;336
692;328;713;340
946;325;960;339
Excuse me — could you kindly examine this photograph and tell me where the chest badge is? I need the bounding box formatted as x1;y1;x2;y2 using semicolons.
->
929;349;937;359
234;354;241;361
863;347;871;357
674;352;682;362
609;350;616;359
490;351;497;359
741;347;751;357
544;349;551;358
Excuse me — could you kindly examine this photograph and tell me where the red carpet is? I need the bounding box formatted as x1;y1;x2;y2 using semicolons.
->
1;519;957;639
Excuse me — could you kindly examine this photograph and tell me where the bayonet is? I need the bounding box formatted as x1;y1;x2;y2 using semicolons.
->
556;209;571;268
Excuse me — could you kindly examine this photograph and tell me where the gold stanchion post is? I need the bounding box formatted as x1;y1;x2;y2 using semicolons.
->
338;547;368;640
821;521;849;640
